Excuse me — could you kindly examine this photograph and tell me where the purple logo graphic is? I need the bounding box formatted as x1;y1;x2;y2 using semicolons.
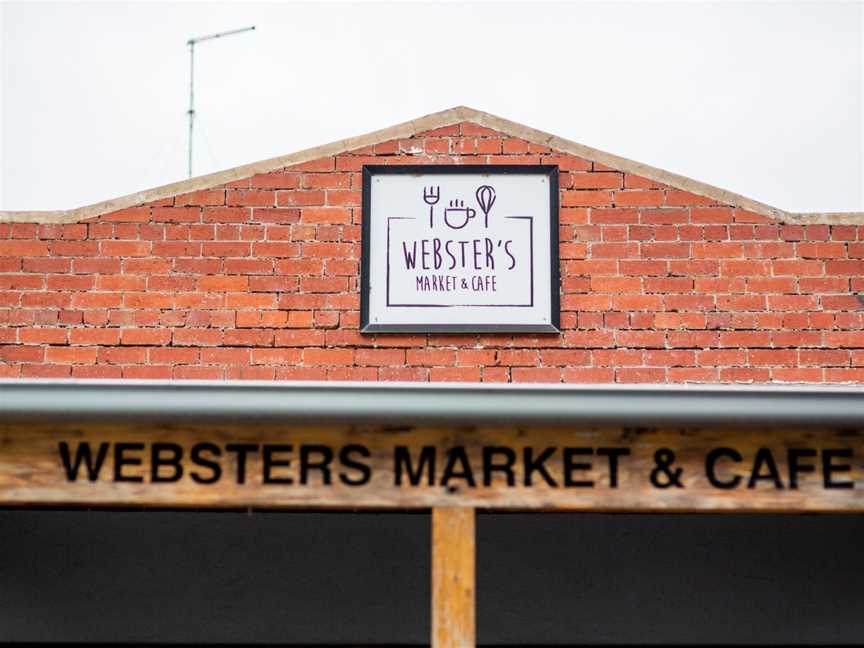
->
475;185;496;228
443;199;476;230
423;185;440;228
422;185;498;230
385;182;534;308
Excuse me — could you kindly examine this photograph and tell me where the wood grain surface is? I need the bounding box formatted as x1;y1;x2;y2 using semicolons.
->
0;421;862;511
432;507;475;648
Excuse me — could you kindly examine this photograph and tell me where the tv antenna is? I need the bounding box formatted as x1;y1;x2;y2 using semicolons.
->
186;25;256;178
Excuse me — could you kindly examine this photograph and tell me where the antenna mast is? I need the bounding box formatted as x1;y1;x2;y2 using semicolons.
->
187;25;256;178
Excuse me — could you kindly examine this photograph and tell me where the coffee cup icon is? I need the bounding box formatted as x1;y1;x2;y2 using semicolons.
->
444;200;476;229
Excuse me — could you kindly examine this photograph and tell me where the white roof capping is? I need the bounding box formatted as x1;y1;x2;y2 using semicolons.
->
1;105;861;224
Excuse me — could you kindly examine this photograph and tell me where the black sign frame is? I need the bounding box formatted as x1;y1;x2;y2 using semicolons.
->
360;165;560;334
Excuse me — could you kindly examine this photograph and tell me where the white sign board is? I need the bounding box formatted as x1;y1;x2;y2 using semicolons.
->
361;166;559;332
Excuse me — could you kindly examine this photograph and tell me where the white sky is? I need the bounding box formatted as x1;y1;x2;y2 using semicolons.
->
1;0;862;213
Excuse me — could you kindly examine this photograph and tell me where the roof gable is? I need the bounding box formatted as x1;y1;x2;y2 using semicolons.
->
1;106;859;224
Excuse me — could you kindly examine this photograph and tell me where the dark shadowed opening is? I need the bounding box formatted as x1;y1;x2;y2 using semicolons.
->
2;510;863;645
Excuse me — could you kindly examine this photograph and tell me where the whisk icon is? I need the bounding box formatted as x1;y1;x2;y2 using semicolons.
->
475;185;496;228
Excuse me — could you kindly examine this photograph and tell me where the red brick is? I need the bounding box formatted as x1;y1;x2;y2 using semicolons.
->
304;348;354;365
562;367;615;383
355;348;406;366
429;367;481;382
460;123;499;137
225;258;274;274
560;208;589;224
616;331;666;347
590;208;639;224
300;207;352;224
175;189;225;206
18;328;68;344
768;367;821;383
121;328;171;346
226;293;277;309
1;345;45;362
746;277;797;293
616;295;665;310
251;348;303;365
768;295;818;311
100;207;151;222
124;293;176;309
719;260;770;276
197;276;249;292
624;175;667;190
616;367;665;383
173;329;224;346
0;274;43;290
122;366;173;379
276;191;325;207
455;349;497;366
101;347;147;364
669;367;717;382
562;190;613;207
799;349;848;366
571;172;623;189
376;366;428;382
251;172;301;190
0;240;49;256
200;348;251;364
287;157;335;172
407;349;456;366
152;207;200;222
150;348;200;365
640;209;687;225
223;329;274;347
665;190;716;206
797;242;846;258
202;242;250;257
591;242;639;258
640;242;690;258
541;155;591;171
151;242;201;257
512;367;561;383
226;190;275;207
593;349;644;367
24;258;70;273
825;368;864;382
326;367;376;381
174;366;224;379
303;242;355;258
325;191;360;207
614;190;665;207
252;242;301;258
275;329;324;347
698;349;746;365
202;207;250;223
21;364;71;378
70;329;120;345
748;349;798;366
46;346;98;364
72;365;123;379
826;259;864;275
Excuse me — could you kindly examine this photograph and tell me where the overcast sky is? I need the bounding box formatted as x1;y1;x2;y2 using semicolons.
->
1;1;862;213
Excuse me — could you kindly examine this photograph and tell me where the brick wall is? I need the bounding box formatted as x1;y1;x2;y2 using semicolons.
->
1;121;862;383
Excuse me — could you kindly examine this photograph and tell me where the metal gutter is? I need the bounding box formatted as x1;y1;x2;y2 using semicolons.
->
0;380;862;426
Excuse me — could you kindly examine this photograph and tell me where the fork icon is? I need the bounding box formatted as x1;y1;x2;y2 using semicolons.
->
423;186;440;228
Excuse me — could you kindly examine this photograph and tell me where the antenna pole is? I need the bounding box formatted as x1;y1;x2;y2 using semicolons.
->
187;41;195;179
185;25;255;178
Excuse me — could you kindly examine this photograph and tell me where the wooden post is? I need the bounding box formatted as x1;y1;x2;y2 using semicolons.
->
432;507;476;648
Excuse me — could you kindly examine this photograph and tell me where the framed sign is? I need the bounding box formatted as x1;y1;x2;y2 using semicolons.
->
360;165;559;333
